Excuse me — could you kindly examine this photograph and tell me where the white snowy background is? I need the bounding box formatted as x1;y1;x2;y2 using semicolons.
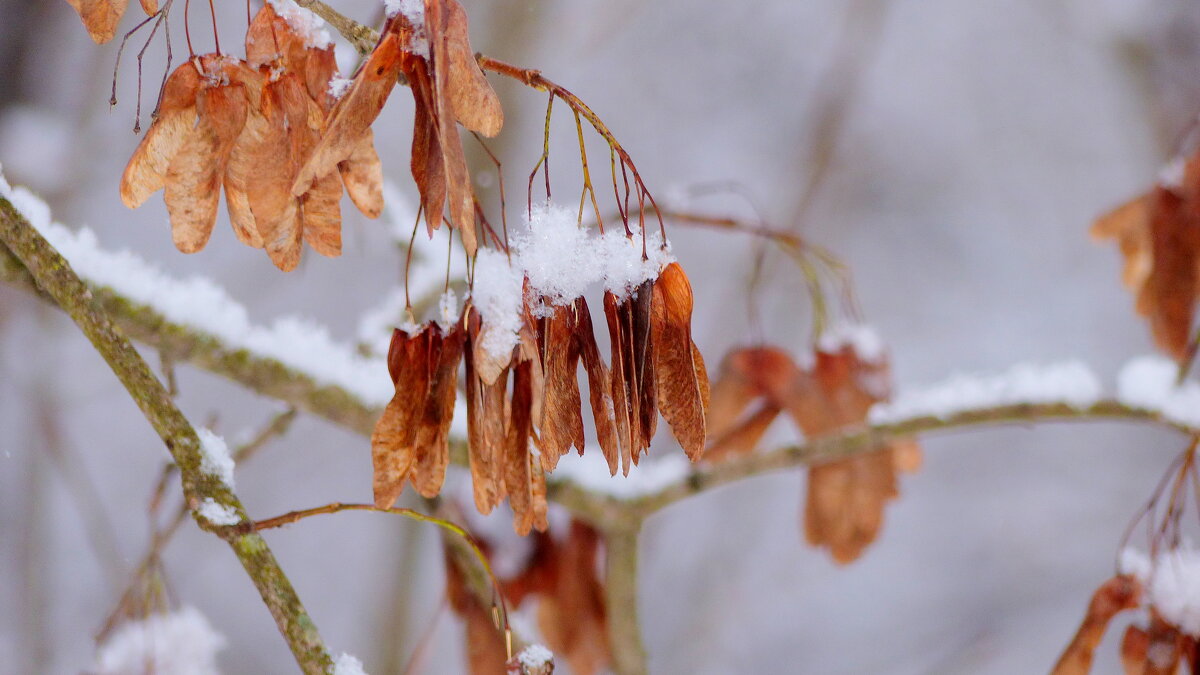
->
2;0;1199;672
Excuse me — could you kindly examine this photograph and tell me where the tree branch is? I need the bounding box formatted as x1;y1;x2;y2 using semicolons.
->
605;525;647;675
0;197;333;674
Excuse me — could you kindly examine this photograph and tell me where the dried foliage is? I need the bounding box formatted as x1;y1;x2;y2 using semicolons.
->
1050;575;1142;675
65;0;130;44
1093;157;1200;362
705;341;920;564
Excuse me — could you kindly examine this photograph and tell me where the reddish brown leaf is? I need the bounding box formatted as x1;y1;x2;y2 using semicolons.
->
164;82;247;254
1049;575;1141;675
444;548;509;675
465;309;508;514
440;0;503;137
371;327;436;509
292;26;406;196
65;0;128;44
651;262;706;460
1120;624;1149;674
538;303;585;472
410;325;465;497
706;403;781;461
120;62;201;208
577;298;620;475
338;131;384;219
603;291;635;476
1143;615;1185;675
506;360;537;535
300;171;343;257
139;0;157;15
536;522;610;675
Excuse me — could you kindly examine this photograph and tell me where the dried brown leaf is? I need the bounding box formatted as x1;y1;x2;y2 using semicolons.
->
651;262;706;460
411;325;464;497
577;297;620;475
506;360;536;535
301;171;343;258
164;83;247;253
465;310;508;513
120;62;201;208
1120;624;1149;674
536;523;610;675
338;131;384;219
539;303;585;472
65;0;128;44
139;0;156;15
371;327;435;508
705;403;780;461
441;0;503;137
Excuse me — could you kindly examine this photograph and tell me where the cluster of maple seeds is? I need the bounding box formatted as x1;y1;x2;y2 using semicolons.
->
373;261;708;535
120;2;383;270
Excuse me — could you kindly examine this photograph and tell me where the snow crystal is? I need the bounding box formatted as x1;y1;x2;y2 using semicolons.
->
0;169;394;407
596;224;673;297
267;0;332;49
382;0;429;57
817;322;885;362
438;288;459;328
197;428;235;488
331;652;368;675
196;498;240;526
327;76;354;101
516;644;554;668
550;449;690;498
515;202;601;310
1117;355;1200;429
868;360;1102;425
1120;547;1152;583
472;248;525;363
93;606;225;675
1150;545;1200;636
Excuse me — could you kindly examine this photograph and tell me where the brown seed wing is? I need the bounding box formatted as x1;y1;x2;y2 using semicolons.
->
631;280;657;459
66;0;129;44
505;361;536;535
706;404;780;461
409;62;448;235
1050;575;1141;675
339;130;384;219
537;523;610;675
224;93;281;249
603;291;635;476
411;327;464;498
301;171;343;257
121;108;195;208
577;298;619;475
464;312;508;513
426;0;477;255
1142;187;1200;361
164;84;247;253
139;0;157;14
371;329;435;508
651;263;706;460
442;0;503;137
292;30;405;196
538;304;585;472
305;47;339;111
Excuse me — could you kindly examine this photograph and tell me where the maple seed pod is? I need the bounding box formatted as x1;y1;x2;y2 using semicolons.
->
650;262;707;461
1049;575;1142;675
66;0;129;44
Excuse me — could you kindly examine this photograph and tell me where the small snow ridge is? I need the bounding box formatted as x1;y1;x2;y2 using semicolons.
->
332;652;369;675
267;0;332;48
1117;355;1200;428
817;322;885;362
197;428;235;488
93;606;225;675
0;169;393;407
869;360;1102;425
550;450;689;498
197;498;240;526
516;644;554;668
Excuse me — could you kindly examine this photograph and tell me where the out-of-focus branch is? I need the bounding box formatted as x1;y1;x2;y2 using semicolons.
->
293;0;379;55
0;198;332;675
605;526;647;675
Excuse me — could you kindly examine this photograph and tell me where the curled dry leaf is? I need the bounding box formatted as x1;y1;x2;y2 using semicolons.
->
121;62;201;208
465;308;509;514
1093;157;1200;361
538;302;585;472
339;131;384;219
441;0;503;137
603;283;657;475
410;325;465;498
1050;575;1142;675
650;262;707;460
576;298;620;475
65;0;128;44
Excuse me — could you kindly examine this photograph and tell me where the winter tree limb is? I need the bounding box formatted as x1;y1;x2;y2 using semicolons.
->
0;197;334;675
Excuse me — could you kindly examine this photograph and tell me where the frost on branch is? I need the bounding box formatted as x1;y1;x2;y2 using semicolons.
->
196;498;240;526
1117;355;1200;428
197;427;235;487
331;651;369;675
92;606;226;675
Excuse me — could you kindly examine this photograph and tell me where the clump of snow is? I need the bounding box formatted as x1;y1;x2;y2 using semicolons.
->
327;76;354;100
817;322;885;362
516;644;554;668
331;652;369;675
515;202;600;310
0;169;393;407
438;288;459;328
472;249;525;363
93;606;225;675
267;0;332;49
595;224;673;297
1160;156;1187;190
196;428;235;487
1120;547;1153;583
1117;356;1200;429
383;0;429;57
1150;545;1200;636
196;498;240;526
550;449;690;498
868;360;1102;425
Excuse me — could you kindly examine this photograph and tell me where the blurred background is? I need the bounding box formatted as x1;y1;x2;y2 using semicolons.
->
1;0;1198;672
